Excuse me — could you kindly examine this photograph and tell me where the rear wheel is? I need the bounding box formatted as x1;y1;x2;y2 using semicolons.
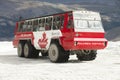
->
24;41;39;58
17;42;24;57
76;50;97;61
48;42;69;63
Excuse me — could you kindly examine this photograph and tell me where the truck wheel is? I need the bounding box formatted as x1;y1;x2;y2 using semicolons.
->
17;42;24;57
24;41;39;58
88;51;97;60
48;42;69;63
76;50;97;61
24;42;32;58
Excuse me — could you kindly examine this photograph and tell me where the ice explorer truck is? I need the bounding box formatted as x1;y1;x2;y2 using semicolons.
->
13;10;107;62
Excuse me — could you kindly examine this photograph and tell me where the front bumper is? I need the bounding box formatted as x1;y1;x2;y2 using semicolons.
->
71;38;107;50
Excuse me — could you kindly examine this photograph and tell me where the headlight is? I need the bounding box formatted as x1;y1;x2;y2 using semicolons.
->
75;33;79;37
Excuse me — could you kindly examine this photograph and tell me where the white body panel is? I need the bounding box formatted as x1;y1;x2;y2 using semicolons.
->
33;30;62;50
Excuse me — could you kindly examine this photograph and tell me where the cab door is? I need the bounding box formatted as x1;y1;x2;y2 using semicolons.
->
62;13;74;49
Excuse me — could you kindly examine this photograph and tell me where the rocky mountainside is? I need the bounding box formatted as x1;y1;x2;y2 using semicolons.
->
0;0;120;41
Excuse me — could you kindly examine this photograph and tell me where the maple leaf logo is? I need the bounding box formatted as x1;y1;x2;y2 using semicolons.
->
38;32;48;48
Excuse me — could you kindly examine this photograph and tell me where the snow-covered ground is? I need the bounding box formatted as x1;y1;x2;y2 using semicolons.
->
0;41;120;80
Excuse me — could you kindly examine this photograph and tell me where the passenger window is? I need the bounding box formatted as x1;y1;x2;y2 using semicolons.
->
53;16;62;30
39;19;42;28
27;21;32;31
56;17;61;29
33;20;39;31
18;22;26;32
22;22;28;32
39;19;42;31
45;18;51;30
61;16;64;27
53;16;64;30
67;19;73;28
42;18;45;27
39;18;45;31
53;17;58;30
48;18;52;28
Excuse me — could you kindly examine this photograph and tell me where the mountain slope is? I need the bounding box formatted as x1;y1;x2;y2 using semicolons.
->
0;0;120;41
106;27;120;41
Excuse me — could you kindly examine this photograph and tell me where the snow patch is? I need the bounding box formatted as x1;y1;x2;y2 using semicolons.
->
0;42;16;54
0;41;120;80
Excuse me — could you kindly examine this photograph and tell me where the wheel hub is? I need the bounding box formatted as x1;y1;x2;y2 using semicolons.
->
24;44;29;57
18;44;22;55
52;50;56;56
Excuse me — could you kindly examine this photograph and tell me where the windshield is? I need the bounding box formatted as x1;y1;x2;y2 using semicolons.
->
73;11;104;32
74;19;103;29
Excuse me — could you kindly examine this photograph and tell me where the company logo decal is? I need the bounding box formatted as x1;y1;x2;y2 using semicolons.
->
38;32;48;48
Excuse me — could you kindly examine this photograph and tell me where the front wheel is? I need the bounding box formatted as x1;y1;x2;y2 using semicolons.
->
48;42;69;63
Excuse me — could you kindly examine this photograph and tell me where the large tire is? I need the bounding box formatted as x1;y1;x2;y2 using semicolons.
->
76;50;97;61
48;42;69;63
24;41;39;58
17;42;24;57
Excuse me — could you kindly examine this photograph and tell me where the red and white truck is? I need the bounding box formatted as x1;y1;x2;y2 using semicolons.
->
13;11;107;62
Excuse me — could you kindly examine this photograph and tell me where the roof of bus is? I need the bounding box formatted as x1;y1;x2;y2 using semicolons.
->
18;11;72;22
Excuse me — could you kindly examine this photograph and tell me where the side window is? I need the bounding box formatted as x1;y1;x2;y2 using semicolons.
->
48;17;52;29
53;16;64;30
67;14;73;28
27;21;33;31
53;17;57;30
42;18;45;27
56;17;61;29
33;19;39;31
39;18;45;31
61;16;64;28
67;19;73;28
19;22;23;32
22;22;28;32
53;16;60;30
18;22;23;32
45;18;51;30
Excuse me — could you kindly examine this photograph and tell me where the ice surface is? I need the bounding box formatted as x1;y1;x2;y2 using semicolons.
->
0;41;120;80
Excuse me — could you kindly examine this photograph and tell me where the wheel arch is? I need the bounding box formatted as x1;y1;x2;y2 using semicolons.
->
18;39;33;46
50;38;61;46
